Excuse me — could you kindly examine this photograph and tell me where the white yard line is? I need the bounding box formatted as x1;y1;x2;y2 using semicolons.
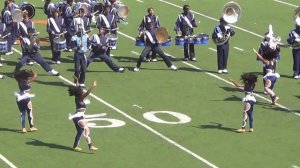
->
136;0;144;3
131;51;140;55
0;154;17;168
233;47;244;51
274;0;298;7
208;48;217;52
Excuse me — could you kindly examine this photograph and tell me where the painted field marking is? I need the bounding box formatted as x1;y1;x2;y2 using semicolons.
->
274;0;298;7
0;154;17;168
136;0;144;3
233;47;244;51
131;51;140;55
208;48;217;52
12;45;219;167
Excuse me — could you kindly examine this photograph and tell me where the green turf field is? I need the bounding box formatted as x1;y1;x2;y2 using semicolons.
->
1;0;300;167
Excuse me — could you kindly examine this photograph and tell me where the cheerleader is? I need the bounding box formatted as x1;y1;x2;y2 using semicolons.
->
230;72;258;133
254;48;280;105
68;77;98;151
14;69;38;133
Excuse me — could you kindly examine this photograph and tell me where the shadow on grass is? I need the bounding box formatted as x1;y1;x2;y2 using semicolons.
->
193;122;236;132
26;138;93;154
34;80;69;87
0;127;22;133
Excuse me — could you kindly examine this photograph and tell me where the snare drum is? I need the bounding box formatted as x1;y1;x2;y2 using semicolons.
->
200;34;209;44
135;36;144;46
53;37;66;51
0;40;7;53
193;35;202;45
105;33;118;50
175;36;184;46
185;36;194;44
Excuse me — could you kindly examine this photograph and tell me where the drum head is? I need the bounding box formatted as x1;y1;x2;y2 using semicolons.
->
156;27;169;43
12;9;23;23
116;5;129;18
54;37;66;43
20;3;35;19
105;33;118;40
93;3;104;16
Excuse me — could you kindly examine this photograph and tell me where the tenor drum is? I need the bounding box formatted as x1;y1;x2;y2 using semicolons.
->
0;40;8;53
193;35;202;45
135;36;144;46
92;3;104;16
19;2;35;19
200;33;209;44
175;36;184;46
105;33;118;50
185;36;194;44
53;37;66;51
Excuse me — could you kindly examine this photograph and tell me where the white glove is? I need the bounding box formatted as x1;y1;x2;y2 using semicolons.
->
71;36;76;41
217;33;223;38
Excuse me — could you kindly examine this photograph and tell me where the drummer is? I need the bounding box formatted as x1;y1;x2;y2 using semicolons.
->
47;9;66;64
61;0;74;51
1;0;13;55
0;14;7;67
138;7;160;62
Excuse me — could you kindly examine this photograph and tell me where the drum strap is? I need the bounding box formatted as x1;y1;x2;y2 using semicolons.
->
180;14;193;28
23;38;31;45
49;18;61;34
93;34;101;45
145;31;155;44
292;30;300;39
19;22;28;35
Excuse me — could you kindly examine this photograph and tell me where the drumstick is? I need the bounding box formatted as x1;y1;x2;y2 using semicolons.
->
1;33;11;39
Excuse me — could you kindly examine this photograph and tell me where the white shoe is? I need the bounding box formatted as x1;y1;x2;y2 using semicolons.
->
56;61;61;64
0;57;5;61
27;61;34;65
151;58;158;62
217;70;223;74
0;63;3;67
169;65;177;71
0;74;4;79
133;67;139;72
294;75;299;79
145;59;151;62
68;49;73;52
50;69;60;76
191;57;196;61
5;51;13;55
222;69;228;73
79;83;85;87
111;46;117;50
118;67;125;72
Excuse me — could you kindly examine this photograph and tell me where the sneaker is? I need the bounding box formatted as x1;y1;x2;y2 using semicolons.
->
79;83;85;88
151;58;158;62
89;146;98;151
294;75;299;79
222;69;228;73
68;49;73;52
27;61;34;66
22;128;27;133
5;51;13;55
236;128;246;133
0;63;2;67
29;127;38;132
110;46;117;50
56;61;61;64
183;58;189;61
217;70;223;74
145;59;151;62
73;147;82;151
118;67;125;72
0;74;4;79
191;57;196;61
133;67;139;72
49;69;60;76
169;65;177;71
272;96;279;105
249;128;254;132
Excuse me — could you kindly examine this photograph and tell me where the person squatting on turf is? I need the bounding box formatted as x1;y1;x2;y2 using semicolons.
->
230;72;258;133
254;48;280;105
174;4;197;61
14;69;38;133
87;27;125;72
133;23;177;72
68;77;98;151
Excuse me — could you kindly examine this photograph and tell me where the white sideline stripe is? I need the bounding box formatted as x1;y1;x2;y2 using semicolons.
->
158;0;264;39
11;46;219;168
118;31;300;117
0;154;17;168
208;48;217;52
292;165;300;168
136;0;143;3
274;0;298;7
131;51;140;55
233;47;244;51
57;76;219;168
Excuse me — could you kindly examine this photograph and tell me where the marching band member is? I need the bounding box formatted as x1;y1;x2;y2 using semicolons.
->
133;23;177;72
138;7;160;62
174;4;197;61
14;69;38;133
212;17;235;74
287;22;300;79
73;27;90;87
68;77;98;151
0;14;7;67
15;29;60;76
230;72;258;133
70;8;91;37
253;48;279;105
7;0;18;45
61;0;74;51
47;9;66;64
43;0;56;18
87;27;125;72
96;5;117;54
1;0;13;55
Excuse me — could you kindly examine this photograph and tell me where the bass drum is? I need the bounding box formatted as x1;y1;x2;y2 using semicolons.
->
19;2;35;19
